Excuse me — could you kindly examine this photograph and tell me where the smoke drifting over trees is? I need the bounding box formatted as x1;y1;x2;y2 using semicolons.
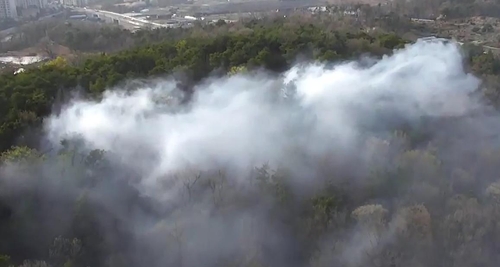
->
2;39;500;267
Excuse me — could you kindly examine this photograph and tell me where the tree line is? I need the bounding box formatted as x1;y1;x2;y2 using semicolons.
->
1;17;500;267
0;18;411;153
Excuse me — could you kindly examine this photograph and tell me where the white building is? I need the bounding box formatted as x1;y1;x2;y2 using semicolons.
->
0;0;18;19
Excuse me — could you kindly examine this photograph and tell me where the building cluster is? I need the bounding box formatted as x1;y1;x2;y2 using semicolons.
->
60;0;87;8
0;0;47;19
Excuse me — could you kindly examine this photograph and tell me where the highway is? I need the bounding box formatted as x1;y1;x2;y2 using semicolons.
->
71;7;171;30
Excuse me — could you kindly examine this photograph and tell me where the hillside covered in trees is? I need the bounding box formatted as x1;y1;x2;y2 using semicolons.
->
2;16;500;267
0;18;413;152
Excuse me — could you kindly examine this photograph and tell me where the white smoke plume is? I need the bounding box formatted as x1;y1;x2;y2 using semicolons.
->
45;39;480;196
4;38;496;267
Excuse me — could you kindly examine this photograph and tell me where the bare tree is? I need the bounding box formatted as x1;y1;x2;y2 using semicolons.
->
182;171;201;201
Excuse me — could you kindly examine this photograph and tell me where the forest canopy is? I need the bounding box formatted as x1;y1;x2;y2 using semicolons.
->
1;17;500;267
0;20;412;152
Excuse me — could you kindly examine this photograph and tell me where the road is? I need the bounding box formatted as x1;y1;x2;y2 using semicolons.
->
411;18;500;53
483;45;500;51
72;7;170;30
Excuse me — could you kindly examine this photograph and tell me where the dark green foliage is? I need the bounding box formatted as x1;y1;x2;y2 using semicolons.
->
0;255;11;267
0;22;406;153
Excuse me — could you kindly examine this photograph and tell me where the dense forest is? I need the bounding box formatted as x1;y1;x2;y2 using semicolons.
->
0;18;414;152
0;10;403;55
2;15;500;267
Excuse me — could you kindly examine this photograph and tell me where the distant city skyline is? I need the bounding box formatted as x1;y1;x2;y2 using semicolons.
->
0;0;18;19
0;0;47;19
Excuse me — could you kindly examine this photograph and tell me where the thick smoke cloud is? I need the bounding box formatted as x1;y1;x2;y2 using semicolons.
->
45;39;479;188
2;39;497;267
